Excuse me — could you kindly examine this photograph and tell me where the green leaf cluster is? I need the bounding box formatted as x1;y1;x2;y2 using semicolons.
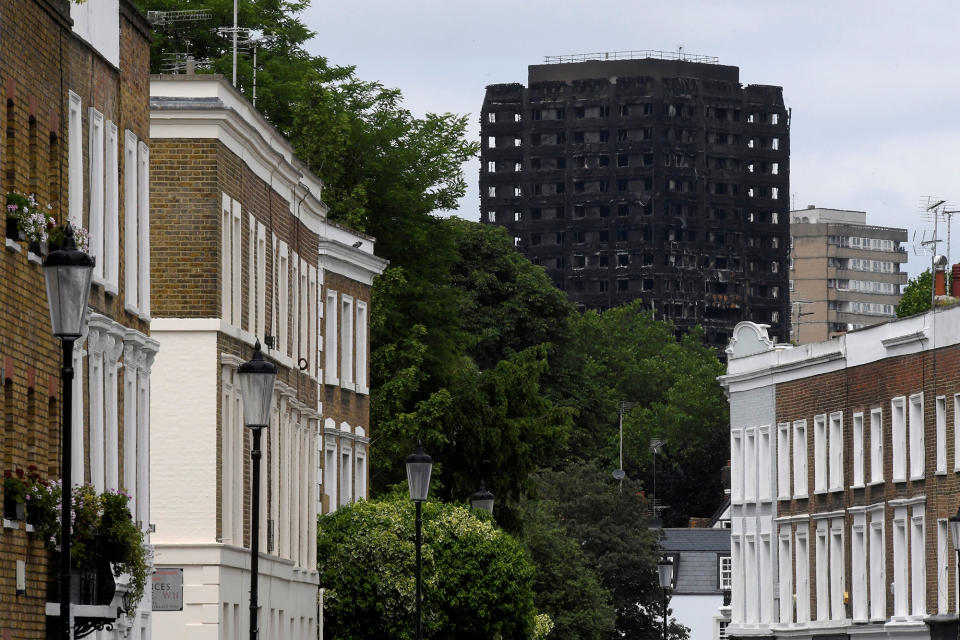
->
896;269;932;317
317;497;536;640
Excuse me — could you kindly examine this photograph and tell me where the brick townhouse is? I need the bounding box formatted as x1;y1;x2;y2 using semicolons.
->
0;0;158;637
148;74;385;639
721;308;960;640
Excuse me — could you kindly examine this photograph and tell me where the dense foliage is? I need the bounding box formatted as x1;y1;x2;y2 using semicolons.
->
139;2;724;635
533;462;688;640
896;269;933;317
317;497;537;640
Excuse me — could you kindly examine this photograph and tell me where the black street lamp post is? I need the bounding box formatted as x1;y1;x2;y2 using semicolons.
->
657;556;674;640
43;223;95;639
469;481;494;515
238;340;277;640
405;443;433;640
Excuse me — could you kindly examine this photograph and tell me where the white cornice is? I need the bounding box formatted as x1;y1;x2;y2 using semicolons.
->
318;238;388;285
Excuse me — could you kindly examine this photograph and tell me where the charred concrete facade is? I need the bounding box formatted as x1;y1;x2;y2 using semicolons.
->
480;55;791;346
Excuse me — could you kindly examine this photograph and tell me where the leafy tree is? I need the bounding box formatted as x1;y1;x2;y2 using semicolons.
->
896;269;933;317
551;303;728;525
134;0;318;137
518;497;614;640
534;462;689;640
317;497;537;640
370;219;575;507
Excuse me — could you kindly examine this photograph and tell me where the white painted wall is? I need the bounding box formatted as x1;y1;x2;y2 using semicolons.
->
673;595;723;640
150;328;219;543
71;0;120;68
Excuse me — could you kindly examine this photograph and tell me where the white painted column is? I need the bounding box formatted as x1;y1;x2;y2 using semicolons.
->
87;327;106;491
221;365;235;546
270;392;280;555
138;346;156;532
123;338;139;514
104;331;124;490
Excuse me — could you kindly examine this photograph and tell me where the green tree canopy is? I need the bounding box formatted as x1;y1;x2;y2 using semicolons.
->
518;497;614;640
533;462;689;640
317;497;537;640
549;302;728;525
896;269;932;317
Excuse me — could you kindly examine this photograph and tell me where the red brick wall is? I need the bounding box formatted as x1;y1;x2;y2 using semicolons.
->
0;0;151;633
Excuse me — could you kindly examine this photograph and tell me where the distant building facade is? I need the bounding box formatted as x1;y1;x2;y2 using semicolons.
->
480;51;791;347
721;313;960;640
662;528;732;640
0;0;157;636
790;206;907;343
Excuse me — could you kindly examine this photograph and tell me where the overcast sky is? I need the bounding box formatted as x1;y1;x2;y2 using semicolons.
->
301;0;960;278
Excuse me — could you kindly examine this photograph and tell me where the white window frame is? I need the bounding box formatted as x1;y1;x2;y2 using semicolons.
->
356;301;369;393
136;142;150;318
247;212;256;333
911;505;926;617
731;429;743;504
851;513;867;621
123;131;138;314
829;519;844;620
955;395;960;473
778;529;793;624
324;444;337;511
341;294;354;389
815;521;829;621
937;395;947;474
325;290;339;385
308;266;318;378
909;393;924;480
88;107;105;282
892;397;907;482
796;528;810;623
828;412;843;491
68;91;83;229
852;412;864;488
870;408;883;483
719;554;732;590
256;224;267;340
939;518;949;614
777;423;790;499
814;414;827;493
793;420;808;498
278;241;289;356
104;121;119;293
221;194;233;321
758;426;771;502
339;442;353;507
355;445;367;502
893;508;909;617
744;427;757;502
870;509;886;621
231;201;242;327
300;258;309;362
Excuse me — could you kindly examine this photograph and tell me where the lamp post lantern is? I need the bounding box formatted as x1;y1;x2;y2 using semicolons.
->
405;442;433;640
238;340;277;640
42;223;95;639
469;481;495;515
657;556;674;640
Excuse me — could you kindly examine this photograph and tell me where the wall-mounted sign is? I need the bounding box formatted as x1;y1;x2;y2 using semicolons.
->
152;567;183;611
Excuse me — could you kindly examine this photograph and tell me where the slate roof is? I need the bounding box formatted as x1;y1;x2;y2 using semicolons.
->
661;528;731;595
662;528;731;552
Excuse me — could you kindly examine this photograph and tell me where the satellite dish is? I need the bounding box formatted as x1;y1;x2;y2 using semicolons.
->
613;469;626;481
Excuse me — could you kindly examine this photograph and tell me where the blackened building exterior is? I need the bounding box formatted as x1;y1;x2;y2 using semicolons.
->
480;53;791;346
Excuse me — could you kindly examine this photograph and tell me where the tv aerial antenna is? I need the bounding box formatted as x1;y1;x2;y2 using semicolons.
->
919;197;949;310
147;9;213;74
649;437;668;519
214;28;278;107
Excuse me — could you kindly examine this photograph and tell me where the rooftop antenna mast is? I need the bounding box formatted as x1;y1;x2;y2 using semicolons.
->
943;209;960;268
614;401;637;489
920;197;947;310
147;9;213;74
